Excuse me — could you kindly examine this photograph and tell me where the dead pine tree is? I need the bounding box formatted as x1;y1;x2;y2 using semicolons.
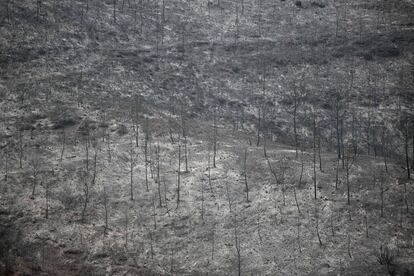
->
292;86;301;158
330;213;335;237
18;129;23;169
315;206;323;247
334;94;343;160
176;141;181;209
335;157;340;189
5;0;11;24
293;186;300;214
379;169;388;218
144;117;150;192
256;107;261;147
201;179;204;223
107;129;112;162
313;109;317;200
225;181;233;213
318;128;323;172
233;214;241;276
103;186;109;235
208;143;214;194
113;0;117;23
4;150;8;181
242;148;249;202
297;215;301;253
402;116;411;179
298;149;304;187
29;154;42;199
152;195;157;230
60;130;66;162
156;143;162;207
212;109;218;168
344;144;355;205
124;208;128;248
381;126;388;173
44;179;50;219
262;106;267;158
84;129;90;173
181;107;189;173
91;142;98;187
80;171;90;223
129;134;135;200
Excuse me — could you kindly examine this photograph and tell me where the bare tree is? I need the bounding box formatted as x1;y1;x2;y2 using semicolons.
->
113;0;117;23
315;205;323;247
129;134;135;200
379;169;388;218
44;177;52;219
212;109;217;168
201;178;204;222
256;107;261;147
80;171;90;223
313;109;317;200
28;153;43;199
291;85;302;157
107;129;112;162
242;148;249;202
233;214;241;276
18;129;23;169
144;117;150;192
103;186;109;235
176;142;181;209
156;143;162;207
208;143;213;194
60;130;66;162
297;216;301;253
181;108;189;173
124;207;129;248
344;144;355;205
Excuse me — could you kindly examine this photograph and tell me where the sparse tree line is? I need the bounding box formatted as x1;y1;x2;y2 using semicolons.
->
1;83;413;274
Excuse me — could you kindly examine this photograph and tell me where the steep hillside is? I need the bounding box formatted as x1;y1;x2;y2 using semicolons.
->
1;0;414;275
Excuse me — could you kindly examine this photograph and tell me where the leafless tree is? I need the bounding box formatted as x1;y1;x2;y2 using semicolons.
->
201;178;204;222
233;214;241;276
113;0;117;23
156;143;162;207
144;117;150;192
176;142;181;209
28;153;43;199
344;144;355;205
315;205;323;247
80;171;90;223
212;109;218;168
129;134;135;200
103;186;109;235
242;148;249;202
313;109;317;200
297;216;301;253
379;169;388;218
60;130;66;162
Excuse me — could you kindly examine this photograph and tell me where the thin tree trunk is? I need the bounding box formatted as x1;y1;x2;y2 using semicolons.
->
176;143;181;209
256;108;261;147
157;143;162;207
404;121;410;179
244;148;249;202
60;131;65;162
104;187;109;235
213;111;217;168
294;186;300;214
19;130;23;169
313;111;317;200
